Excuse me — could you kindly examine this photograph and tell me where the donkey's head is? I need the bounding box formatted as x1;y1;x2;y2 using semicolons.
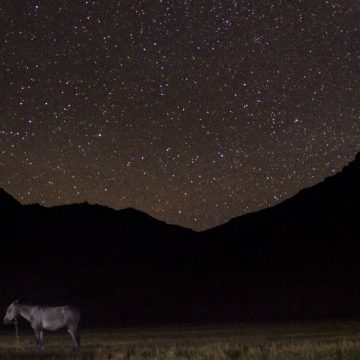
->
3;300;19;324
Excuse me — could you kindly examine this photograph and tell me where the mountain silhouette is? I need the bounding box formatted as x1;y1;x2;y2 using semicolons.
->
200;152;360;320
0;188;21;211
206;152;360;240
1;152;360;325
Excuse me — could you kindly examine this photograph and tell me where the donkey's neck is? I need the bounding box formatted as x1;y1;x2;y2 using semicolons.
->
16;304;34;323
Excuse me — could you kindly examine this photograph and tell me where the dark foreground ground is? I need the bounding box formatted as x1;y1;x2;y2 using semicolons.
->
1;321;360;359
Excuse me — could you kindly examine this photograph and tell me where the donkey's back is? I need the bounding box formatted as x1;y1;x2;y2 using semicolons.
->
36;306;80;331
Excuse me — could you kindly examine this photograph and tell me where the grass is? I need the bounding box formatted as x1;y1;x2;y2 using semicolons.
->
1;321;360;359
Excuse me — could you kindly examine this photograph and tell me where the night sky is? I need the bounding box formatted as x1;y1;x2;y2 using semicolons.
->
1;1;360;230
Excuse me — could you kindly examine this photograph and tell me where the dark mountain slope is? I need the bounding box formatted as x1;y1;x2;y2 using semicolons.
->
199;153;360;320
0;188;21;211
0;195;198;325
206;152;360;240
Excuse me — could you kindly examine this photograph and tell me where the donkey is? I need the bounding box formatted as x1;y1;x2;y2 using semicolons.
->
3;301;81;350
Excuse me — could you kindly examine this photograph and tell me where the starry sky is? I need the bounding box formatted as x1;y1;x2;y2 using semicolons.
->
1;1;360;230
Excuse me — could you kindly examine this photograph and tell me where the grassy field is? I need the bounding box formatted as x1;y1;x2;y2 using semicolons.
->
1;321;360;359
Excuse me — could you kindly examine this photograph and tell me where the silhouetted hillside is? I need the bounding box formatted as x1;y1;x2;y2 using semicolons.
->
206;152;360;239
0;195;199;325
1;152;360;325
201;152;360;319
0;188;21;211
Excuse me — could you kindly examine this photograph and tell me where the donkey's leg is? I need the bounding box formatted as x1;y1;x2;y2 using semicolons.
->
76;330;81;348
34;327;44;351
67;326;80;349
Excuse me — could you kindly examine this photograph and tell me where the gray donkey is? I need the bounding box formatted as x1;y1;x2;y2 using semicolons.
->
4;301;81;350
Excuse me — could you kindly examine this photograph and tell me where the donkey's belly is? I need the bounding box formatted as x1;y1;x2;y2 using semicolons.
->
42;320;65;331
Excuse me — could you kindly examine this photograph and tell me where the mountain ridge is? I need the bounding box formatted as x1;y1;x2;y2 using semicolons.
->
0;190;195;233
205;152;360;236
2;151;359;232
